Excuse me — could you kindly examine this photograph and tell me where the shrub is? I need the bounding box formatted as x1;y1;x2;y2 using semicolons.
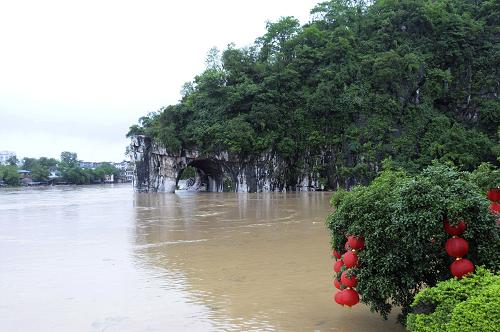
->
407;267;500;332
327;163;499;322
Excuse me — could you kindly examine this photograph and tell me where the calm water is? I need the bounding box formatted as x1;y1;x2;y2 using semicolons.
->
0;185;404;332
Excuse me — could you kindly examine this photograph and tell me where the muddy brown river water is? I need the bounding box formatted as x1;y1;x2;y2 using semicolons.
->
0;185;405;332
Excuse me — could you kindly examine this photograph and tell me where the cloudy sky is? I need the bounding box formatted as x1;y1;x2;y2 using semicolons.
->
0;0;320;162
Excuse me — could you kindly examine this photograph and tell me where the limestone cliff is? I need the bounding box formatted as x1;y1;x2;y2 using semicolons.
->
129;135;323;193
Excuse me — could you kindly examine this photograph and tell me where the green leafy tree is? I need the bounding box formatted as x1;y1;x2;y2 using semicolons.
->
6;156;18;166
21;156;57;182
38;157;58;169
327;164;499;322
30;164;50;182
59;152;87;184
22;157;37;170
60;151;78;167
0;165;20;186
94;162;119;182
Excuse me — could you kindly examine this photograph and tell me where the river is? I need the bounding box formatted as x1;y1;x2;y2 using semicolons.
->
0;185;404;332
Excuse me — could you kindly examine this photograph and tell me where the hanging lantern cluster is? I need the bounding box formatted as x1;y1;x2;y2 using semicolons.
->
443;219;474;279
332;235;364;307
487;188;500;215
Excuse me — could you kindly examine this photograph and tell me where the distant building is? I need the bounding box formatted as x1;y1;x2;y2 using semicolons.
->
0;151;16;165
17;170;32;185
124;169;134;182
104;174;114;183
114;161;133;182
17;170;31;178
78;160;100;169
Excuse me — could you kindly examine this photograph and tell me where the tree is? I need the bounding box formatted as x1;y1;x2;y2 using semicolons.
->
94;162;119;182
30;164;50;182
59;152;85;184
327;164;499;322
22;157;37;170
257;16;300;62
60;166;88;185
60;152;78;167
6;156;18;166
38;157;58;168
0;165;20;186
20;156;58;182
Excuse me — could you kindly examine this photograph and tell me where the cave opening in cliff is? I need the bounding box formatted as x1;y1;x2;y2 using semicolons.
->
176;159;224;192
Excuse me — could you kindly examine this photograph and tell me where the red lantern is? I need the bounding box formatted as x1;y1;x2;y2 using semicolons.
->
487;188;500;202
333;278;342;290
347;236;365;250
450;258;474;279
490;202;500;214
334;291;345;305
343;251;358;268
334;260;344;273
445;237;469;258
344;242;351;251
341;289;360;307
333;249;342;260
341;271;358;288
443;219;467;236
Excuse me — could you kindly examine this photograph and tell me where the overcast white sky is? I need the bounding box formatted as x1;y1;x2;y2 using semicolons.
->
0;0;320;162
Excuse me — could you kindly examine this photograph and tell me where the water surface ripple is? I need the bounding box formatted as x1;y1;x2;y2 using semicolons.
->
0;185;404;331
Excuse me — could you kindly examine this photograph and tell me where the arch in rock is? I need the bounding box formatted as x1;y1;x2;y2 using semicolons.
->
176;158;224;192
129;135;321;193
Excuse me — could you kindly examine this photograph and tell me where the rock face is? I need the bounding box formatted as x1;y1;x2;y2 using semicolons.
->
129;135;322;193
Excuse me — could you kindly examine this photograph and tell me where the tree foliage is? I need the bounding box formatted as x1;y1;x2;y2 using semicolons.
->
58;152;118;184
0;165;20;186
94;162;119;182
128;0;499;188
327;163;499;321
22;157;58;182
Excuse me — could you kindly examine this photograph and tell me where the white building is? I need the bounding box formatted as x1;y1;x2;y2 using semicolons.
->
0;151;16;165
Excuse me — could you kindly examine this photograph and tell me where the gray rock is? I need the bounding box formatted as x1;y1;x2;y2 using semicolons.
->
128;136;322;193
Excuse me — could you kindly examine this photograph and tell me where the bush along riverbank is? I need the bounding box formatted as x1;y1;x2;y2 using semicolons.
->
327;162;499;324
407;267;499;332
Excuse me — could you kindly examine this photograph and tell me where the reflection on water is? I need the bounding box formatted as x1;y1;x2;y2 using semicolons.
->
0;185;404;331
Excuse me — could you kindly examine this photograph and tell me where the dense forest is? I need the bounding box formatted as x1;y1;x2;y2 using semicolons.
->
128;0;499;190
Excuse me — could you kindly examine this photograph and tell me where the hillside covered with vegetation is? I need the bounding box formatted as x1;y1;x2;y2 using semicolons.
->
128;0;499;189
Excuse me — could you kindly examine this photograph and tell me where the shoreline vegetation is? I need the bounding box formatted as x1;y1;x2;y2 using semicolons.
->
0;151;132;187
327;162;499;326
128;0;499;191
